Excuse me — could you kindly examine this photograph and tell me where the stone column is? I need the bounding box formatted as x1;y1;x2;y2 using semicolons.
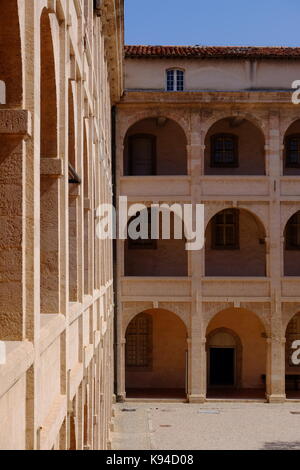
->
0;111;32;340
188;111;207;402
266;335;286;402
116;337;126;401
266;110;286;402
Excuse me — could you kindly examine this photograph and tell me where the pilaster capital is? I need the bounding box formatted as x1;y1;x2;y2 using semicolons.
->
266;336;286;345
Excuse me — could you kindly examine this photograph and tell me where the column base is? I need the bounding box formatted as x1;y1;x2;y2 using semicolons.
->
266;393;286;403
188;394;206;403
107;440;112;450
116;393;126;402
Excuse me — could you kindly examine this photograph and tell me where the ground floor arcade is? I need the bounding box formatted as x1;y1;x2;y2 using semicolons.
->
116;307;300;402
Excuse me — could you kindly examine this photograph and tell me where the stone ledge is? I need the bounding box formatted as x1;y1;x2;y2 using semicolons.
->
41;158;64;178
38;394;67;450
84;344;94;369
0;109;32;137
69;362;84;401
40;314;66;354
0;340;34;399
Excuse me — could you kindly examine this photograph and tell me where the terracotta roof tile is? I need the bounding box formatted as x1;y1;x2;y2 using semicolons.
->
125;45;300;60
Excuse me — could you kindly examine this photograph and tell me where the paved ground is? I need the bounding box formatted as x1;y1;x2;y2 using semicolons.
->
112;401;300;450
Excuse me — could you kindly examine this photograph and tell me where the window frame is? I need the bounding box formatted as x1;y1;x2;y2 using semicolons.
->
125;313;153;370
285;212;300;250
211;209;240;250
285;134;300;168
210;133;239;168
166;68;185;92
128;133;156;176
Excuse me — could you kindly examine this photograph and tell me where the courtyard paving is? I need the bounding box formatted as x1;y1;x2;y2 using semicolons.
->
112;401;300;450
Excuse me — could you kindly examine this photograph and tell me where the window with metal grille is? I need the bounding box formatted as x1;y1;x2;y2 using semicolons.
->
211;134;238;167
286;212;300;250
212;209;239;249
285;134;300;168
166;69;184;91
125;314;152;368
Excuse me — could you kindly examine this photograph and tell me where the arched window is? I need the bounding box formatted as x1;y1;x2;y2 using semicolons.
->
166;69;184;91
128;134;156;175
285;134;300;168
212;209;239;250
126;314;153;368
286;212;300;250
211;134;238;167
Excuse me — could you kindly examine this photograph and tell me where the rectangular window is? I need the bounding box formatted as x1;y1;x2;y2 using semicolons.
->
166;69;184;91
176;70;184;91
126;315;152;368
166;70;175;91
211;134;238;167
212;210;239;249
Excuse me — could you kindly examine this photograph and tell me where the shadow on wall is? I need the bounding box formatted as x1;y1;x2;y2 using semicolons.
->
125;309;187;392
284;211;300;276
206;307;267;390
205;208;266;276
125;210;188;277
204;117;265;176
124;117;187;176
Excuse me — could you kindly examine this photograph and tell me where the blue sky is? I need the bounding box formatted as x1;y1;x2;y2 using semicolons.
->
125;0;299;47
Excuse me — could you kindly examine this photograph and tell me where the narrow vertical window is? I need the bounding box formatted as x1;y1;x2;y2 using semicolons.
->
166;69;184;91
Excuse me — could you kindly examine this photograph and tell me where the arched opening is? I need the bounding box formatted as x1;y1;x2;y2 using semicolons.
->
83;123;92;295
68;79;80;302
204;117;265;175
125;309;188;399
285;312;300;399
124;207;188;276
205;208;266;276
284;211;300;276
206;308;267;399
40;9;59;313
207;328;242;388
0;0;22;106
123;117;187;175
40;10;57;158
283;120;300;175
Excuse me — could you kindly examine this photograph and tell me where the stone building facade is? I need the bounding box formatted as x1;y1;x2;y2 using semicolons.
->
0;0;123;450
115;45;300;403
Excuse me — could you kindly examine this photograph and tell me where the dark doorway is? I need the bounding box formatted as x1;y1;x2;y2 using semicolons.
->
209;348;235;386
